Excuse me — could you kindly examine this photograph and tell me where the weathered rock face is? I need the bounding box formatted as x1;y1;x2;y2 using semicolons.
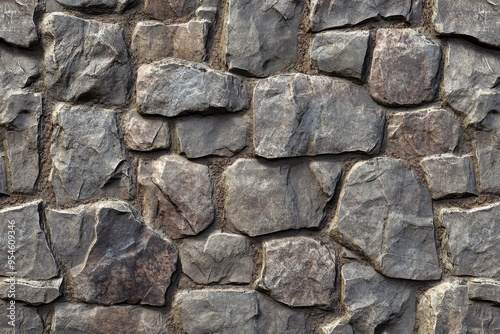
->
368;29;441;106
225;0;303;77
474;113;500;193
258;237;336;307
138;155;215;239
55;0;133;12
440;204;500;278
0;46;39;91
122;110;170;152
136;59;249;117
321;318;353;334
0;277;62;305
0;156;8;196
42;13;131;106
0;300;43;334
224;159;342;236
143;0;201;20
254;74;385;158
50;104;132;204
333;158;442;280
46;201;178;306
468;278;500;305
0;0;38;47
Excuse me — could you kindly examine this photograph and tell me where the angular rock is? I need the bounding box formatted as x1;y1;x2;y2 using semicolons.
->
55;0;133;12
254;74;385;158
420;154;477;199
368;29;441;106
176;114;248;158
138;155;214;239
0;46;38;91
0;277;62;305
468;278;500;305
474;113;500;193
311;31;369;80
225;0;303;77
333;158;442;280
0;0;38;47
259;237;335;307
0;201;58;280
387;109;462;157
122;110;170;152
224;159;342;236
144;0;198;20
440;204;500;278
137;59;249;117
42;13;131;106
179;231;253;284
321;318;353;334
46;201;178;306
50;103;132;204
0;300;43;333
0;156;8;195
131;21;209;64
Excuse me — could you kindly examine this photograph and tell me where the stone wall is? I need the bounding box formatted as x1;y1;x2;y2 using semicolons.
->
0;0;499;332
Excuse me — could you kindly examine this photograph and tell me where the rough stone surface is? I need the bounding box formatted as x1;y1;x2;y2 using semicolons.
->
144;0;199;20
0;300;43;333
55;0;132;12
179;231;253;284
311;31;369;80
42;13;131;106
225;0;303;77
46;201;178;306
420;154;477;199
137;59;249;117
259;237;335;307
122;109;170;152
321;318;353;334
474;113;500;193
254;74;385;158
0;156;8;195
387;109;462;157
50;103;132;204
0;0;38;47
0;46;39;91
468;278;500;305
224;159;342;236
441;204;500;278
333;158;442;280
138;155;215;239
0;277;62;305
176;114;248;158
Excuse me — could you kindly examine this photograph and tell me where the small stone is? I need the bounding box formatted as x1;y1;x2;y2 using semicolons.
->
136;59;249;117
0;48;38;92
42;13;131;106
474;113;500;193
333;157;442;280
255;293;307;334
387;108;462;157
440;203;500;278
131;21;209;64
0;300;43;333
368;29;441;106
0;0;38;47
321;318;353;334
225;0;303;77
254;74;385;158
259;237;336;307
0;277;62;305
311;30;369;81
176;114;248;158
122;109;170;152
138;155;215;239
55;0;133;12
468;278;500;305
420;154;477;199
224;159;342;236
144;0;198;20
0;156;8;195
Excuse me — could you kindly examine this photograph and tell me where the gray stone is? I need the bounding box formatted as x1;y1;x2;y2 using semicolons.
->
254;74;385;158
122;109;170;152
368;29;441;106
131;21;209;64
50;103;132;204
420;154;477;199
474;112;500;193
46;201;178;306
259;237;335;307
138;155;215;239
321;318;353;334
225;0;303;77
224;159;342;236
333;158;442;280
136;59;249;117
387;109;462;157
433;0;500;49
255;293;307;334
0;156;8;195
0;277;62;305
468;278;500;305
310;0;412;31
0;300;43;333
440;204;500;278
0;201;58;280
0;46;38;91
311;30;369;80
144;0;198;20
42;13;131;106
55;0;133;12
179;231;253;284
0;0;38;47
176;114;248;158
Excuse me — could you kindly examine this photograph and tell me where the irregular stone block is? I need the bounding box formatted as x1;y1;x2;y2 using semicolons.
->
258;237;336;307
225;0;303;77
311;30;369;80
50;103;133;204
55;0;133;12
0;46;38;91
138;155;215;239
321;318;353;334
0;300;43;333
333;157;442;280
46;201;178;306
0;0;38;47
474;113;500;193
0;156;8;196
254;74;385;158
468;278;500;305
176;114;248;158
136;59;249;117
0;277;62;305
122;110;170;152
224;159;342;236
144;0;199;20
42;13;131;106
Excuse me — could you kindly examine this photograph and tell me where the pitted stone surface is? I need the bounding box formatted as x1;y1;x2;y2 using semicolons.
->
0;0;38;47
474;113;500;193
0;46;39;91
468;278;500;304
55;0;133;12
0;277;62;305
122;110;170;152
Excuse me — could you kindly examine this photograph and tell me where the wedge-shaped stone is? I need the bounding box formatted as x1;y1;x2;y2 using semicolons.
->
0;46;38;91
0;277;62;305
122;109;170;152
0;0;38;47
474;113;500;193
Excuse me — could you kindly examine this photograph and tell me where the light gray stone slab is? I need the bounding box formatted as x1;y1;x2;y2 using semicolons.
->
474;113;500;193
122;109;170;152
0;0;38;47
0;277;62;305
55;0;133;12
0;46;38;91
468;278;500;305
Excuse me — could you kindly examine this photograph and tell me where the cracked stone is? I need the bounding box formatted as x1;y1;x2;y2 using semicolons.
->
474;112;500;193
321;318;353;334
0;0;38;47
122;109;170;152
0;46;39;91
0;277;62;305
0;300;43;334
468;278;500;305
55;0;133;12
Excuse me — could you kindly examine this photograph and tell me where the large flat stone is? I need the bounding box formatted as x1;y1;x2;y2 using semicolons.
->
0;0;38;47
254;74;385;158
0;46;38;91
55;0;133;12
0;277;62;305
0;300;43;333
474;112;500;193
122;109;170;152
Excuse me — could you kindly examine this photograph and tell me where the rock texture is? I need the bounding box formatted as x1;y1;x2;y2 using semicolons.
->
55;0;133;12
0;46;39;91
143;0;208;20
0;300;43;334
468;278;500;305
0;277;62;305
0;156;8;195
474;112;500;193
321;318;353;334
122;110;170;152
0;0;38;47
